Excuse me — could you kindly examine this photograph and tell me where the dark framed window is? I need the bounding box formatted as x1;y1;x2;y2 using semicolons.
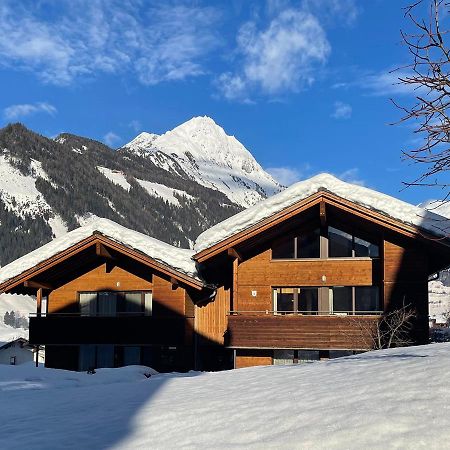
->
330;286;380;314
272;228;320;259
79;291;152;316
272;226;378;260
328;226;379;258
273;287;319;314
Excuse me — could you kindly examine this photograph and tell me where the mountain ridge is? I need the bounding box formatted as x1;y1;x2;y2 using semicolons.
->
0;118;280;265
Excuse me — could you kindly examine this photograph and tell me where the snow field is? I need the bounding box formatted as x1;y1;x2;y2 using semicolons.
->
0;343;450;449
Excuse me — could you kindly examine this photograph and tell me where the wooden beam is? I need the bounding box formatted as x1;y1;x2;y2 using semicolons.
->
170;277;179;289
227;247;243;262
320;201;326;227
24;280;53;290
36;287;42;317
96;242;114;260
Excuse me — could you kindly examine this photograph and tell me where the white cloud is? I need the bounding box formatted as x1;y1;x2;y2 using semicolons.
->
103;132;121;147
336;168;365;186
0;1;221;86
218;8;330;101
303;0;360;26
266;163;314;186
3;102;57;120
331;101;352;119
128;120;142;132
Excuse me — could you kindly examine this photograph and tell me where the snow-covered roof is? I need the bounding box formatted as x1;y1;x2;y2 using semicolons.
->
0;218;199;286
194;173;450;253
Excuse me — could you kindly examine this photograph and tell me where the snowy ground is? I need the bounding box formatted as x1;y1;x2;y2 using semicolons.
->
0;343;450;449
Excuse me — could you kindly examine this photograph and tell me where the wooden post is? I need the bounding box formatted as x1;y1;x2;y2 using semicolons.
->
36;288;42;317
232;257;239;312
35;346;39;367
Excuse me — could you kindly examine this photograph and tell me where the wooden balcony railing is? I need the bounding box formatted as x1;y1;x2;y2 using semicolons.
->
227;313;380;350
29;315;186;346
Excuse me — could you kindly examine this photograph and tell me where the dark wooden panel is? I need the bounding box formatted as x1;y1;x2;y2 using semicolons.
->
383;240;428;282
228;315;379;350
30;316;186;346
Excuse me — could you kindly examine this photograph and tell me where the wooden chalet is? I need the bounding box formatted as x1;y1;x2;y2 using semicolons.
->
0;174;449;372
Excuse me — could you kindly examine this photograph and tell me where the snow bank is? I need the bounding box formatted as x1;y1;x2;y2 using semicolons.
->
195;173;450;252
1;343;450;449
0;218;199;286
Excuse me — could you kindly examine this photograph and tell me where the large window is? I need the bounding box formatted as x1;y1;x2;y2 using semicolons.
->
272;229;320;259
79;291;152;317
272;225;379;259
329;286;380;314
328;227;379;258
273;286;380;315
273;287;319;314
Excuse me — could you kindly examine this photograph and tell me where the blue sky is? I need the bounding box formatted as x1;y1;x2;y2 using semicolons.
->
0;0;442;205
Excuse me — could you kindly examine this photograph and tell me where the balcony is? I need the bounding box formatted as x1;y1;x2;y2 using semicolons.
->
227;312;381;350
29;314;186;346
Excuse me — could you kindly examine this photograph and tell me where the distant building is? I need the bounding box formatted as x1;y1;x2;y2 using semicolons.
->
0;338;44;365
0;174;449;371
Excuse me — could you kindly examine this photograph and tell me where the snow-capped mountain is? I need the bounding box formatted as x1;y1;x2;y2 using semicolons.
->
122;116;282;208
0;118;281;266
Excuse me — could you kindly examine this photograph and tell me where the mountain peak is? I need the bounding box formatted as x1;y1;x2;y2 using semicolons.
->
122;116;282;207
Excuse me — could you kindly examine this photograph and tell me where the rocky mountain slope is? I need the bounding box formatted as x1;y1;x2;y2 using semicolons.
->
0;118;280;266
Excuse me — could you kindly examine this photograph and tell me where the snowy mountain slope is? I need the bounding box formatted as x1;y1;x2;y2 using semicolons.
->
0;123;242;265
1;343;450;449
122;116;282;208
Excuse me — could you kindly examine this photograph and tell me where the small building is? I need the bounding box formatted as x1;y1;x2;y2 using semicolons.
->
0;173;449;372
0;338;44;365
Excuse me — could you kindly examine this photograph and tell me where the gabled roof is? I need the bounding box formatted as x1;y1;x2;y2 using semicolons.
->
194;173;450;258
0;218;201;290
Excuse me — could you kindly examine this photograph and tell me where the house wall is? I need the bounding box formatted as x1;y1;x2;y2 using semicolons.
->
0;343;44;365
235;249;377;312
48;263;189;317
42;262;196;372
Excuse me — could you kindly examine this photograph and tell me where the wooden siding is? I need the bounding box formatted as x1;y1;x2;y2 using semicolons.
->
228;315;378;350
235;349;273;368
235;249;377;312
195;286;230;345
48;263;153;314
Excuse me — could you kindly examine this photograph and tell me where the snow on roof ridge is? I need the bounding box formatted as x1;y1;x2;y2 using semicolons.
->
0;217;198;286
194;172;450;253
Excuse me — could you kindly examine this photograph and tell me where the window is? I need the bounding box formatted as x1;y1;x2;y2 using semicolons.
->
272;226;378;260
330;286;380;314
273;287;319;314
272;228;320;259
328;226;379;258
330;287;353;314
78;291;152;316
355;286;380;313
9;356;16;365
273;350;319;365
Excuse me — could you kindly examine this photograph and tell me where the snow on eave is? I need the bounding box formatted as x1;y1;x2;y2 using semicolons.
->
194;173;450;254
0;218;200;288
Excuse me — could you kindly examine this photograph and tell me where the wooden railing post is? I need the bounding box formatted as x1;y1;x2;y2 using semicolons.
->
36;288;42;317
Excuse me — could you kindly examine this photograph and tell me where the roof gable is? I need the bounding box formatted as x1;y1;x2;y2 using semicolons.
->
0;218;202;291
193;173;450;260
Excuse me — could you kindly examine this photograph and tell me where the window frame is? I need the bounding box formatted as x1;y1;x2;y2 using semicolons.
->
77;290;153;316
273;286;381;315
271;224;380;261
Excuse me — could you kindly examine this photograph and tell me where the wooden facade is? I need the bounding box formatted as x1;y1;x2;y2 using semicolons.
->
1;191;449;372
